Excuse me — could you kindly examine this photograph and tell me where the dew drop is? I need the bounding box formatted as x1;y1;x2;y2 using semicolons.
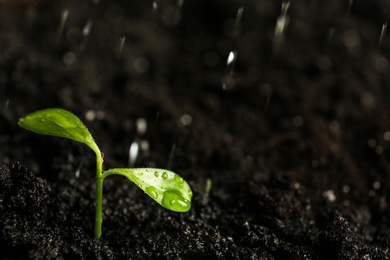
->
162;171;168;179
162;190;190;212
146;186;158;200
170;199;188;208
174;174;184;183
154;171;159;177
133;179;142;188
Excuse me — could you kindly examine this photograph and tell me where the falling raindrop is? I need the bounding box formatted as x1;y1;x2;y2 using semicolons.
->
177;114;192;127
128;141;139;167
75;160;84;178
202;178;212;205
4;99;9;114
117;36;126;59
82;20;93;36
224;6;244;37
152;1;158;11
264;95;271;114
57;9;69;45
346;0;353;20
233;7;244;36
322;190;336;202
274;1;290;49
378;23;387;51
222;51;237;90
227;51;236;67
136;118;147;135
85;110;96;121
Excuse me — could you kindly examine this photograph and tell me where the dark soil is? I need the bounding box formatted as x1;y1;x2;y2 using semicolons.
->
1;0;390;259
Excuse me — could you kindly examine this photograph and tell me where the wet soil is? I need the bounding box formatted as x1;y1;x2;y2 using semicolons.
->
1;0;390;259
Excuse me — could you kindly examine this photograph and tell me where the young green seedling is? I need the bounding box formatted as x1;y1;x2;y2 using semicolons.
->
18;108;192;239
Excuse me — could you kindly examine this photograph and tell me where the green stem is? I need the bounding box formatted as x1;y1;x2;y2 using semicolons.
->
94;150;104;240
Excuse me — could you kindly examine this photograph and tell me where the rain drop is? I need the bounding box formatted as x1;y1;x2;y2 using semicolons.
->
346;0;353;20
162;171;168;179
222;51;237;90
274;1;290;48
82;20;93;36
117;36;126;59
378;23;387;51
177;114;192;127
146;186;158;199
128;141;139;167
174;174;184;184
136;118;147;135
85;110;96;121
227;51;236;67
322;190;336;202
57;9;69;44
162;190;190;212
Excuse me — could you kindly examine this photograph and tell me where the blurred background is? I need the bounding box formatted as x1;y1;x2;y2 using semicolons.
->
0;0;390;256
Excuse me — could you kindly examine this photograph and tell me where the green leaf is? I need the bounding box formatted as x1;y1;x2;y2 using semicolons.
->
103;168;193;212
18;108;99;154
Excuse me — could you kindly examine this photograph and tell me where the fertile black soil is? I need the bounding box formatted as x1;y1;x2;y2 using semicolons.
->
1;0;390;259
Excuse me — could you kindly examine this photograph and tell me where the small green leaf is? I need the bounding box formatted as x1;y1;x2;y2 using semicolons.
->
103;168;193;212
18;108;99;154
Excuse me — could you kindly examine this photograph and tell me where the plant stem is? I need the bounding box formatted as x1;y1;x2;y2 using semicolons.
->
94;150;104;239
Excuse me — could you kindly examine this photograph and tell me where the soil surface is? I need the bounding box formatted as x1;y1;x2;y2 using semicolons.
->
1;0;390;259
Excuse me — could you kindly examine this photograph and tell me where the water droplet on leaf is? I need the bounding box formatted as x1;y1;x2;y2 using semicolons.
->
162;172;168;179
174;174;184;183
146;186;158;199
162;190;190;212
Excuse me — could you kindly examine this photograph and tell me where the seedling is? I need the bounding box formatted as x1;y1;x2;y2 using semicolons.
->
18;108;192;239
